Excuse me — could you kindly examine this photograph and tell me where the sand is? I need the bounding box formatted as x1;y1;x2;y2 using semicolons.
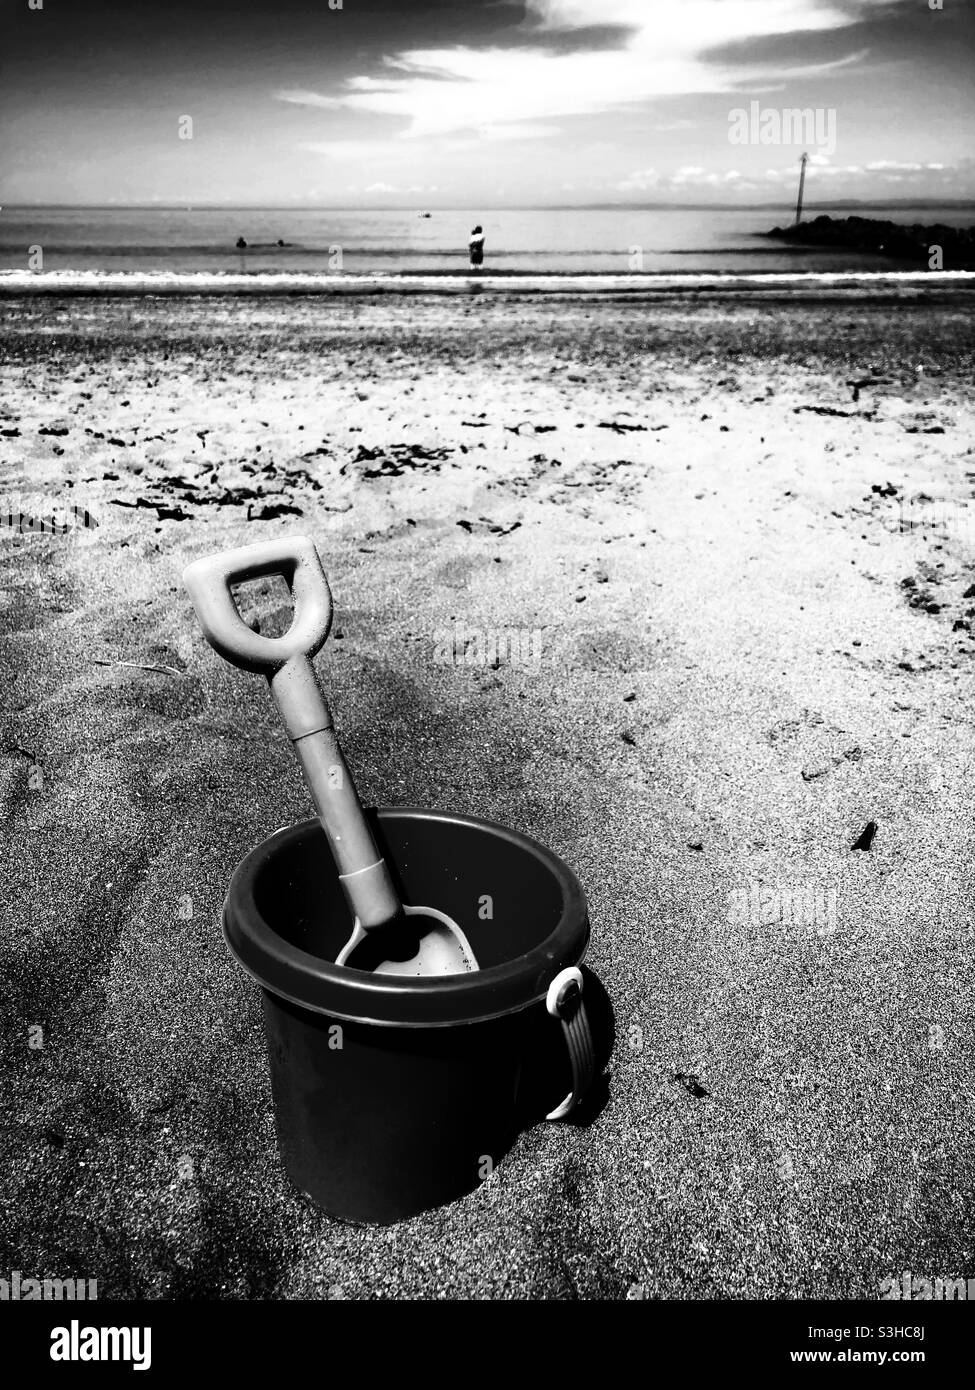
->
1;288;974;1299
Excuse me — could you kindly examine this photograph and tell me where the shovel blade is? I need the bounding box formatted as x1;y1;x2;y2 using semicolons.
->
338;905;479;975
372;926;478;976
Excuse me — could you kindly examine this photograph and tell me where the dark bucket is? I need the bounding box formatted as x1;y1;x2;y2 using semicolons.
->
223;808;591;1224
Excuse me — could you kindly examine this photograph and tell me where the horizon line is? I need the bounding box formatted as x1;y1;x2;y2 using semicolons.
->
3;199;974;213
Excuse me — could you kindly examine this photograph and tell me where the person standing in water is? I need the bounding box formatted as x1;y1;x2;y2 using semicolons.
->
468;224;485;271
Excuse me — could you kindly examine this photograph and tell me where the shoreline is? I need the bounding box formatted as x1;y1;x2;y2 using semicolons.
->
2;268;974;301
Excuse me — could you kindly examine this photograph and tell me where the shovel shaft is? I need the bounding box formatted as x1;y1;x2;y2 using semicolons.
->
270;655;401;930
292;730;401;926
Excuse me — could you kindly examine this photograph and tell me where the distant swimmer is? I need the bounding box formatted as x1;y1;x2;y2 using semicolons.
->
468;224;485;271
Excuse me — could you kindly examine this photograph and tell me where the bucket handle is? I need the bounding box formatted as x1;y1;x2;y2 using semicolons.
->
544;967;595;1121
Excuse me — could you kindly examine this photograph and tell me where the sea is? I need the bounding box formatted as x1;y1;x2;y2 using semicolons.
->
1;205;973;278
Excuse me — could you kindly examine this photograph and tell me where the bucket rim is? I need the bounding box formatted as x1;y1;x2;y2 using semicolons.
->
222;807;589;1027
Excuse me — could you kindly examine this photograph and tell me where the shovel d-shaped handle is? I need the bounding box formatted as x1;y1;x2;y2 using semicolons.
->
182;536;402;930
181;535;333;680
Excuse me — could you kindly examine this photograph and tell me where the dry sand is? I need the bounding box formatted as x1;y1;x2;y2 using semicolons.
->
1;288;974;1298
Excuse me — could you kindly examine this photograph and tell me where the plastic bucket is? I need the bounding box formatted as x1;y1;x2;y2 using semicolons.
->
223;807;591;1224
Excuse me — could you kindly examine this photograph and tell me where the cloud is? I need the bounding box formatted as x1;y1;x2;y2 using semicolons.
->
865;159;932;172
618;153;969;196
758;157;969;192
300;140;399;161
276;1;880;141
617;165;747;191
277;88;342;110
617;167;660;191
729;46;870;85
530;0;852;38
477;123;562;141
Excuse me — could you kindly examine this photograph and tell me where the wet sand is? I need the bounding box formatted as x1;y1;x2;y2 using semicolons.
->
1;291;974;1298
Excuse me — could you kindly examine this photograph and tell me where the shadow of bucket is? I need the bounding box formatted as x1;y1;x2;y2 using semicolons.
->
223;807;596;1224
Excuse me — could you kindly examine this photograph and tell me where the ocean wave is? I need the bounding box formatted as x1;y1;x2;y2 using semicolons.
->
1;268;973;296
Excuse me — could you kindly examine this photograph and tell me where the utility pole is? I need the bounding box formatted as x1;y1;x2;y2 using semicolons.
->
794;151;808;226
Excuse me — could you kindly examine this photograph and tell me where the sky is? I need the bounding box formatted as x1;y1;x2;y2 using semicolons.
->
1;0;972;207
